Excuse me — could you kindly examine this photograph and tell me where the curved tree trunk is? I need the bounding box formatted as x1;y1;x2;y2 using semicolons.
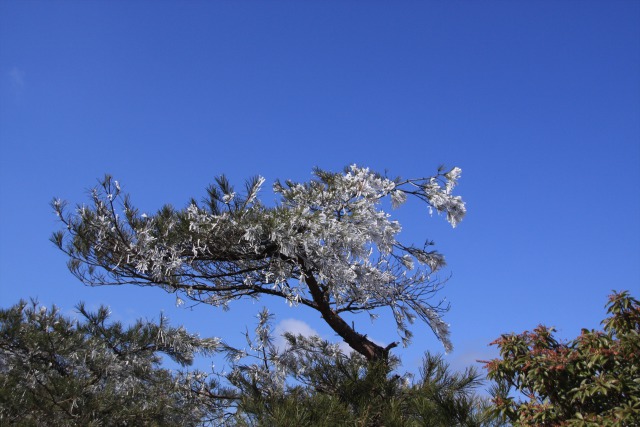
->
300;262;396;362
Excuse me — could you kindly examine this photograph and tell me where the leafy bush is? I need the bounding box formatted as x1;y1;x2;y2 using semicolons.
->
485;291;640;426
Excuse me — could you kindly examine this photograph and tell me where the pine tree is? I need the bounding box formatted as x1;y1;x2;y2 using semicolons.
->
52;165;465;363
213;308;500;426
0;300;222;425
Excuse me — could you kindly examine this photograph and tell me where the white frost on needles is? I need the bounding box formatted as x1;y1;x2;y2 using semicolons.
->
53;165;465;353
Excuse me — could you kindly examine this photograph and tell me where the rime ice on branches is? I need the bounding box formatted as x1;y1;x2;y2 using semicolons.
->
52;165;465;361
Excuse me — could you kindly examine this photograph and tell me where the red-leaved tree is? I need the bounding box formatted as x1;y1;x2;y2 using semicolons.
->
485;291;640;426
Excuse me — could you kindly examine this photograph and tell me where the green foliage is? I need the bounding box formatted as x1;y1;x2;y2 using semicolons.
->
226;328;498;427
0;300;222;425
1;299;500;426
485;291;640;426
25;166;499;424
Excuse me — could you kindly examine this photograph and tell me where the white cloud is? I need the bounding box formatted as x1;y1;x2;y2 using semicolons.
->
337;340;353;354
8;67;25;89
273;318;361;355
274;318;319;351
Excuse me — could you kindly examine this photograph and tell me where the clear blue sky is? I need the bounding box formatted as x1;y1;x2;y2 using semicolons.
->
1;1;639;374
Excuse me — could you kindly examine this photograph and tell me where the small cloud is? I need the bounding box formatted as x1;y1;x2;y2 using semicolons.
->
5;67;26;103
274;318;319;351
273;318;368;355
337;340;353;354
8;67;25;89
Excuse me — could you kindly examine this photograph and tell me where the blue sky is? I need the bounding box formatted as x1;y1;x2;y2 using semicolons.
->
1;1;639;376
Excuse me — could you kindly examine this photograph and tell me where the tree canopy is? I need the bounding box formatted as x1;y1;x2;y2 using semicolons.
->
52;165;465;362
485;291;640;426
0;300;221;425
1;299;498;426
42;165;640;425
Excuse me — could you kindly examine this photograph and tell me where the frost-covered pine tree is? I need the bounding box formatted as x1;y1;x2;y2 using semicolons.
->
52;165;465;362
0;300;222;425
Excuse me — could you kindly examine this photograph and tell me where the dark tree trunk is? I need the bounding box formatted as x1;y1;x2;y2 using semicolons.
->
300;262;396;363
